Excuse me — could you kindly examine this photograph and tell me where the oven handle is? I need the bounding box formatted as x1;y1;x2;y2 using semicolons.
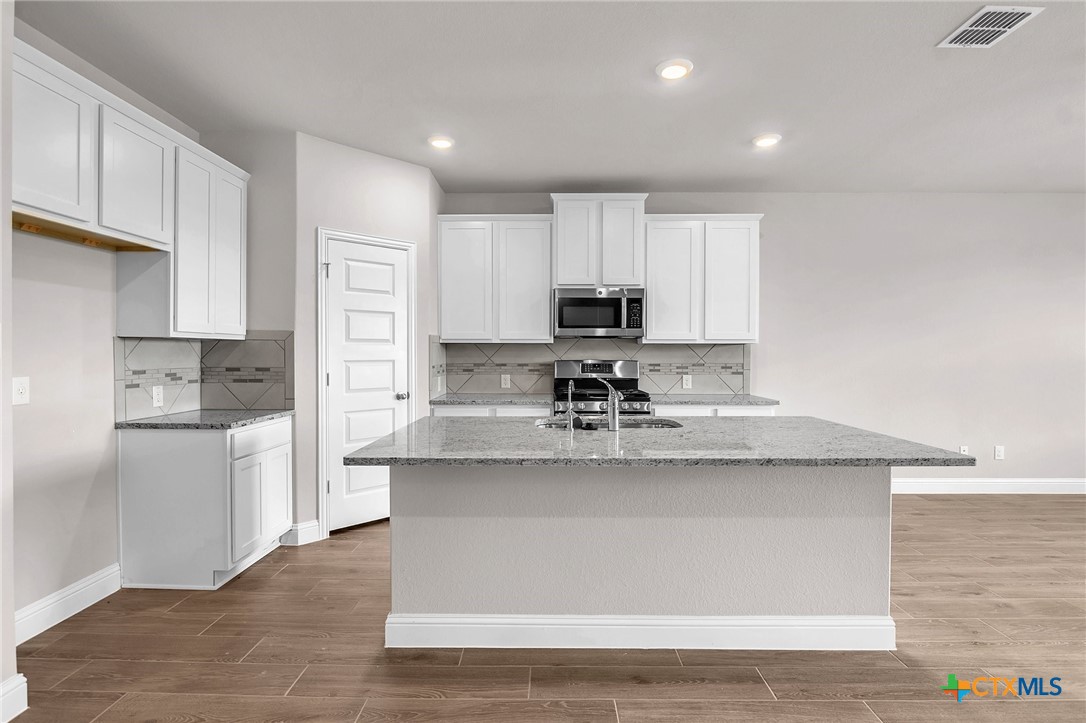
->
621;296;627;330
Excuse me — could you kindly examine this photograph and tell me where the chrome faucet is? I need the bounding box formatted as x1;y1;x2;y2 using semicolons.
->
566;380;583;430
599;379;624;432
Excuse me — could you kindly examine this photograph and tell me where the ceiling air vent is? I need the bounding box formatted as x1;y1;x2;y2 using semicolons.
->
938;5;1045;48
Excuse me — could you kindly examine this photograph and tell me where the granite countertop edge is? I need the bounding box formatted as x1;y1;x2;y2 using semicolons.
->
116;409;295;430
429;393;780;406
344;455;974;468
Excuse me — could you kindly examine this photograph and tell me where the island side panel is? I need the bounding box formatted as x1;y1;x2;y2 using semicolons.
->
389;465;891;618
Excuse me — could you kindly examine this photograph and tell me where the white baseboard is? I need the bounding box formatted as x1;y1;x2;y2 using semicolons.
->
1;674;27;723
15;563;121;644
892;477;1086;494
385;614;896;650
279;520;321;546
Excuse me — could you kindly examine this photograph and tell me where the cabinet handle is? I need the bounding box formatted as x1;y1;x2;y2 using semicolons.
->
395;392;410;400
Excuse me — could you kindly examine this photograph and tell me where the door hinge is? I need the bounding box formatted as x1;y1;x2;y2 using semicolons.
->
322;262;330;278
326;372;330;386
326;479;331;494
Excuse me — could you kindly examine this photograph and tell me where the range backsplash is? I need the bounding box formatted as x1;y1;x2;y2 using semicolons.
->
114;331;295;422
433;339;749;397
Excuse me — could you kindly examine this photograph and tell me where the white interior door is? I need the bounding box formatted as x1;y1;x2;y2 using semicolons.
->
325;237;412;531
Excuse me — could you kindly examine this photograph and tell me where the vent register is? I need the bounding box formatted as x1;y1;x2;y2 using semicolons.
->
939;5;1044;47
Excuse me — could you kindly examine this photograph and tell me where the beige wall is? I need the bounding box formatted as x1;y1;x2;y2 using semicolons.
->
444;192;1086;480
294;133;444;522
11;234;119;608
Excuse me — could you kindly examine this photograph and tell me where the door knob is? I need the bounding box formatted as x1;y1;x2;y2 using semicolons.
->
395;392;410;400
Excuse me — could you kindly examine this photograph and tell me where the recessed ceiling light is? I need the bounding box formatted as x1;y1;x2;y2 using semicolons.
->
655;59;693;80
752;133;782;148
428;135;454;150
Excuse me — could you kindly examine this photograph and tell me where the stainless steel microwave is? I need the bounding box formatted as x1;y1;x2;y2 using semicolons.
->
553;288;644;338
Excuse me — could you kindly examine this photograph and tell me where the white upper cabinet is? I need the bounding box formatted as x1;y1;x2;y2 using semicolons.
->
213;171;247;337
646;220;702;341
174;149;216;334
12;55;98;224
552;194;646;286
497;220;552;341
100;106;176;247
439;221;494;341
645;215;761;344
439;216;553;343
600;199;645;286
704;220;759;342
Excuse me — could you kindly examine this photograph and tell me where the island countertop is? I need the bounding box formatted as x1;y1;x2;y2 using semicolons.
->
345;415;975;467
116;409;294;430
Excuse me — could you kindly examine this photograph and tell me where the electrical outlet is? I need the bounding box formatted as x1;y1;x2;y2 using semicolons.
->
12;377;29;406
959;445;969;455
682;374;693;389
152;385;164;408
994;445;1005;461
500;374;511;389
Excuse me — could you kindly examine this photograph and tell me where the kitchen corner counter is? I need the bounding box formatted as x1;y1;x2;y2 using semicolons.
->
345;415;975;467
655;393;779;406
429;393;554;406
116;409;295;430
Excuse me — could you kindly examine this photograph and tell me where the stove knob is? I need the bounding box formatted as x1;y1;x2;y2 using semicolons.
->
597;402;606;411
576;402;585;410
631;402;641;410
621;402;630;410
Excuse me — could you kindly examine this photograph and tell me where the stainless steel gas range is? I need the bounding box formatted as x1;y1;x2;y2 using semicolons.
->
552;359;653;416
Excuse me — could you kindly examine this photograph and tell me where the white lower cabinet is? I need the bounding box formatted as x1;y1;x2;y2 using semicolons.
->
432;405;552;418
119;418;293;589
654;405;776;417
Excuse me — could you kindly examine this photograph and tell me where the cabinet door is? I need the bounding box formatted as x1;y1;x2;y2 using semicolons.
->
174;148;215;334
213;170;247;336
12;56;97;223
230;453;264;563
600;199;644;286
497;220;552;341
439;221;494;340
553;199;598;285
100;106;175;246
263;443;293;542
645;221;702;341
704;221;759;342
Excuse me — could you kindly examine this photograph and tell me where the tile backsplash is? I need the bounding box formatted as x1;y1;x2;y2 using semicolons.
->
114;331;295;421
434;339;749;397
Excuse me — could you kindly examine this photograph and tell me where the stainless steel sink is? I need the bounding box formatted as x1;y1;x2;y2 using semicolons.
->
535;417;683;430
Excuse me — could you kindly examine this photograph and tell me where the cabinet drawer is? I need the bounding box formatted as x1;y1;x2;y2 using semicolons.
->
231;419;292;460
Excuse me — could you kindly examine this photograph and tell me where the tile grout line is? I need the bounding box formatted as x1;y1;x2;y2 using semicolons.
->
674;649;684;666
527;665;532;700
458;648;464;666
862;700;886;722
196;613;228;636
973;618;1017;641
352;698;368;723
613;698;621;722
162;593;195;613
45;659;92;690
283;664;308;697
88;692;129;723
237;636;266;664
754;666;777;700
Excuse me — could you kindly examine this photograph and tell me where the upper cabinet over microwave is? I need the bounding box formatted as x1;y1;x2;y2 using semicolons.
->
552;194;646;287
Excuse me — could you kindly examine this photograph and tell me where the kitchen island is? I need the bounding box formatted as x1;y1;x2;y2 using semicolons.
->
346;416;973;650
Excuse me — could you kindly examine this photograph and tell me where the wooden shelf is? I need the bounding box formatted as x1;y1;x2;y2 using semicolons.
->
12;211;158;252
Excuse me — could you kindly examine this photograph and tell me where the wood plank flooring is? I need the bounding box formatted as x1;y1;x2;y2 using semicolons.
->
14;494;1086;721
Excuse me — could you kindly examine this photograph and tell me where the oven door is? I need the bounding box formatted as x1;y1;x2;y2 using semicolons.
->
553;290;641;337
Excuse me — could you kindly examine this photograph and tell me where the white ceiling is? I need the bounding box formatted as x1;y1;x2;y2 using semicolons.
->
15;1;1085;193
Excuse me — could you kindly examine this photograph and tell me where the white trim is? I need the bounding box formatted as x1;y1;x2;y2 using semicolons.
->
437;214;553;222
892;478;1086;494
279;520;321;546
14;563;120;644
645;213;765;221
1;675;28;723
317;228;417;541
385;614;896;650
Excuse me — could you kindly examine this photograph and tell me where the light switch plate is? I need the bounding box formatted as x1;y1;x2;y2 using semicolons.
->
959;445;969;454
682;375;693;389
994;445;1005;460
500;374;511;389
12;377;29;405
152;385;164;408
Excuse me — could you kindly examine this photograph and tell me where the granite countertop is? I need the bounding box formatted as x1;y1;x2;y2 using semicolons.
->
116;409;295;430
430;393;554;406
345;416;976;468
655;394;779;406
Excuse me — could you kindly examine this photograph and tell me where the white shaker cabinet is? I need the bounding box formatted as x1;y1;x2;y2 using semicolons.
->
117;148;247;339
552;194;646;287
497;220;552;341
439;216;552;343
439;220;494;340
645;215;762;344
119;417;294;589
11;55;98;224
100;106;176;247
